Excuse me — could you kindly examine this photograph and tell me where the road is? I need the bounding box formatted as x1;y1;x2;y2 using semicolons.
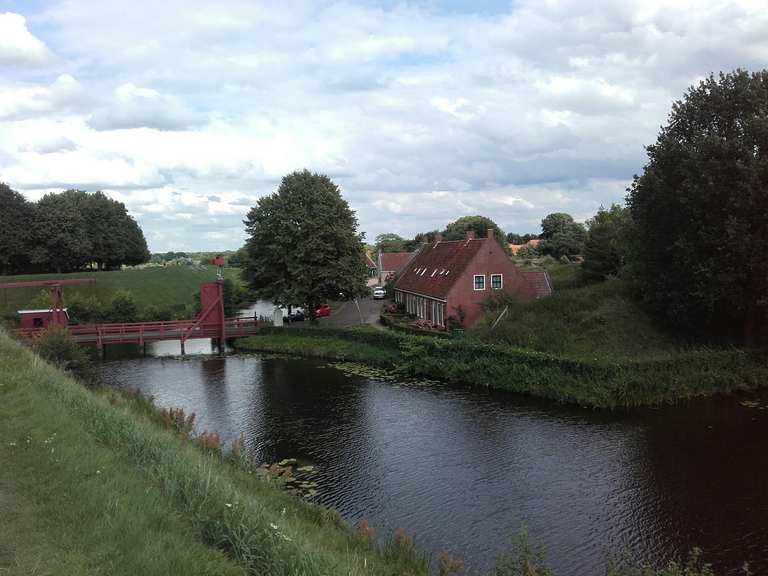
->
322;297;385;328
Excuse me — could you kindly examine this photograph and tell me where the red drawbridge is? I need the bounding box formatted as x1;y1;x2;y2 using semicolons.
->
2;276;259;354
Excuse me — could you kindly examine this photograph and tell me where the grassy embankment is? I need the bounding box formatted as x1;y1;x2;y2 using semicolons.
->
0;329;427;576
234;265;768;407
0;266;244;322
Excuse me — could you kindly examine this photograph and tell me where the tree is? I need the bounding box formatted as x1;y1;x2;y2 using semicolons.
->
443;215;509;252
32;192;93;272
0;183;34;274
243;169;368;321
627;69;768;343
538;213;586;258
540;213;574;239
375;233;406;253
581;204;631;282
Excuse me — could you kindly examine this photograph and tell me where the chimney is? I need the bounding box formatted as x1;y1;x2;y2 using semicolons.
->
487;228;494;240
465;230;476;240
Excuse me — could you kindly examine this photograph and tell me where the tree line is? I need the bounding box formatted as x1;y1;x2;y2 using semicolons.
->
0;184;150;274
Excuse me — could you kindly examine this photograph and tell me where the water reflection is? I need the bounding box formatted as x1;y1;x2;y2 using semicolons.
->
98;354;768;575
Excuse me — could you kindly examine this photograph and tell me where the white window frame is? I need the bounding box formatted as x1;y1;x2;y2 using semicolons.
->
491;273;503;290
473;274;485;290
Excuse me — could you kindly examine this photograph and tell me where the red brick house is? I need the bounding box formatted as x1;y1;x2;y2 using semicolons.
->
393;229;547;328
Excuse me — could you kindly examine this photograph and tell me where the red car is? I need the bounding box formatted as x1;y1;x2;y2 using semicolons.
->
315;304;331;318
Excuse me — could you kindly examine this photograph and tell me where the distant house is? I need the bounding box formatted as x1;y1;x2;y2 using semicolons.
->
364;252;377;278
509;239;542;255
378;250;417;284
393;229;548;328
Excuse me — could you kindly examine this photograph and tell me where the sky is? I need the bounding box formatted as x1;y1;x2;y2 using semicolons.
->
1;0;767;252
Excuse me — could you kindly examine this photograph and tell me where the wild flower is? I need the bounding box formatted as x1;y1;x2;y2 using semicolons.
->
438;552;464;575
357;519;376;540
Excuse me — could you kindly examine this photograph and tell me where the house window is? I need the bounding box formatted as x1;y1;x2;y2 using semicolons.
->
473;275;485;290
491;274;503;290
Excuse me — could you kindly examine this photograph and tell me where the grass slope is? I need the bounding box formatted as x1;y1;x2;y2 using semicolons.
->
0;329;426;576
474;278;678;359
0;266;243;319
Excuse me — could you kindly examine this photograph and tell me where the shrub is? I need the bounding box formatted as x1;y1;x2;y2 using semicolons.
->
33;326;94;383
108;290;139;323
67;295;107;324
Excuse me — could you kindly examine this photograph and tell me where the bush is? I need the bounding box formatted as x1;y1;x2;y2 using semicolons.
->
67;295;108;324
33;326;94;383
107;290;139;323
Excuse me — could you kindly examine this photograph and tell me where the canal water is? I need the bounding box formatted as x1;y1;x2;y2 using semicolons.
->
98;348;768;575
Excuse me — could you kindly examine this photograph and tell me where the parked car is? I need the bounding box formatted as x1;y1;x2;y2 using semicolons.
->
288;310;305;322
372;287;386;299
315;304;331;317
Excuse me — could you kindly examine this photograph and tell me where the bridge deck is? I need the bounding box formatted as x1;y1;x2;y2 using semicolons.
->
16;317;259;346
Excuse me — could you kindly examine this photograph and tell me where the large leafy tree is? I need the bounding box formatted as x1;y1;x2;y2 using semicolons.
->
581;204;631;282
0;183;34;274
243;170;368;321
375;233;406;253
539;212;586;258
443;215;509;252
32;192;94;272
627;70;768;343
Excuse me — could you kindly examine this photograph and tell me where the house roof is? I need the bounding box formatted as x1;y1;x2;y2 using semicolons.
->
393;239;486;300
364;252;377;268
521;271;553;298
379;251;415;272
17;308;69;314
509;239;542;255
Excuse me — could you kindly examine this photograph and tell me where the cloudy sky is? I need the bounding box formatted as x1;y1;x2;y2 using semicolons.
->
1;0;767;251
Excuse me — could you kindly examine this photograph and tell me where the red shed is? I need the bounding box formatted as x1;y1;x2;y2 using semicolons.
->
18;308;69;330
393;229;547;328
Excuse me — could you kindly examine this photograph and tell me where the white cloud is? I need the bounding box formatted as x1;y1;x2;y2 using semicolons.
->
0;12;52;66
88;83;205;131
1;0;767;251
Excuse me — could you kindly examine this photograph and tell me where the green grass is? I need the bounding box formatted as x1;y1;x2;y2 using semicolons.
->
0;266;244;320
474;278;678;360
234;326;768;407
0;328;428;576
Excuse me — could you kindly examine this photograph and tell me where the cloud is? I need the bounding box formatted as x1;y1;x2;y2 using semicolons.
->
1;0;767;252
88;83;205;131
0;12;53;66
0;74;86;120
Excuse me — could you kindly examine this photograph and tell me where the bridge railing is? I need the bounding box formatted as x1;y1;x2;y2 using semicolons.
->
14;317;259;342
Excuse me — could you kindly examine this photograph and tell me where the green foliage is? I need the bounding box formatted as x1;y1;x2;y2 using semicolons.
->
627;70;768;344
28;289;52;309
0;186;150;274
507;232;539;244
606;549;717;576
539;213;586;258
582;204;632;282
107;290;139;323
493;528;552;576
0;182;35;274
236;321;768;408
226;247;248;267
243;170;368;320
33;326;94;382
375;233;407;253
67;294;108;324
443;215;509;252
516;244;540;258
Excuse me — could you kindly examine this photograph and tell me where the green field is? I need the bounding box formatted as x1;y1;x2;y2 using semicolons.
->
0;266;244;321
